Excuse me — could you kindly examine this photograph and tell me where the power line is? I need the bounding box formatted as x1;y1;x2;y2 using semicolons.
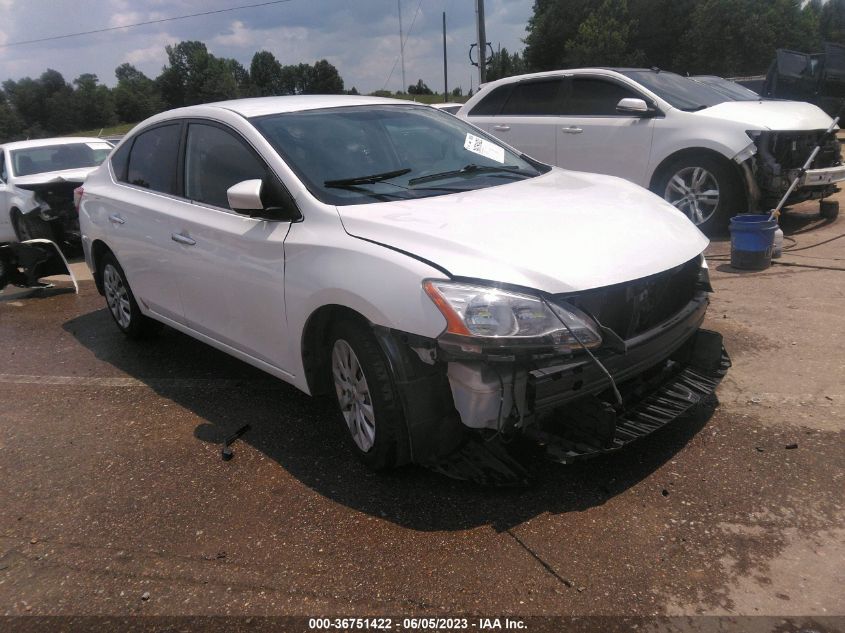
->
0;0;296;49
382;0;423;92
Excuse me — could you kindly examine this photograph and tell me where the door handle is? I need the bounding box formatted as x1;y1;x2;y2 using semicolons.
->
492;124;511;131
561;126;583;134
171;232;196;246
108;214;125;225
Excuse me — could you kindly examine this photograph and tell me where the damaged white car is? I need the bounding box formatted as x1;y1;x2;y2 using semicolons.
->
459;68;845;233
0;137;113;247
78;97;729;479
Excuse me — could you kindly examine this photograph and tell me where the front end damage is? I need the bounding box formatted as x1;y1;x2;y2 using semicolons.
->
744;130;845;208
373;257;729;484
16;179;84;249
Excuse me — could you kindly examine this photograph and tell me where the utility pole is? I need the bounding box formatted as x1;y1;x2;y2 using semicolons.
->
442;12;448;100
475;0;487;85
398;0;406;93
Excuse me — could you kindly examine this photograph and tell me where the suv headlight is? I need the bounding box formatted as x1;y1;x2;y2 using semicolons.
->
423;280;602;353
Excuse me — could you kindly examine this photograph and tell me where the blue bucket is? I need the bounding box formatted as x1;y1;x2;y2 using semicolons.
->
729;214;778;270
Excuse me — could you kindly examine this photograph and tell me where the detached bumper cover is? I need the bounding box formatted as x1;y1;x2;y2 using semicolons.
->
527;331;730;464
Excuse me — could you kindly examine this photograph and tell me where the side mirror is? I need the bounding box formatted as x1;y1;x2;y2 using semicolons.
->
227;179;264;214
616;98;653;116
226;178;302;222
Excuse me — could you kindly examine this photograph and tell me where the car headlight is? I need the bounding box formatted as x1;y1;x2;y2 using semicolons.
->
423;280;602;353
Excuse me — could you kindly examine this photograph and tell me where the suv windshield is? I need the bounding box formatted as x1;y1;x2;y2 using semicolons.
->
11;142;111;177
251;105;546;205
621;70;735;111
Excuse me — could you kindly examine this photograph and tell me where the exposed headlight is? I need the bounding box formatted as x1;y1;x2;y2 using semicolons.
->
423;280;602;353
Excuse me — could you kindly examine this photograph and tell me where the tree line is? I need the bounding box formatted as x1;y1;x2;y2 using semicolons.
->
522;0;845;78
0;41;348;142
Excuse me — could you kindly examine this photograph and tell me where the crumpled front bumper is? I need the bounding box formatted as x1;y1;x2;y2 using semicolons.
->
799;164;845;187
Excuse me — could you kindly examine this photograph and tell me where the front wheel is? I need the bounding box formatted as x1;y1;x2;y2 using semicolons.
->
653;155;743;235
327;320;407;470
99;252;159;339
11;209;53;241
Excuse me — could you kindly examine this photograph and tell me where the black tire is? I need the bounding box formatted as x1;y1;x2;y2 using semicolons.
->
820;199;839;220
98;252;160;339
326;320;407;470
652;154;744;235
11;209;54;242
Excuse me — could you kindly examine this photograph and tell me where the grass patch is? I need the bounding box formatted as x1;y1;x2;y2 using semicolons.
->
69;122;137;138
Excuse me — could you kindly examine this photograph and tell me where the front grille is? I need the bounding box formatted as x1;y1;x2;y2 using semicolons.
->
554;257;700;340
770;131;841;170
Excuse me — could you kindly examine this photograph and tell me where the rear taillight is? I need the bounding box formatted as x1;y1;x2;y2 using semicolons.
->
73;186;84;213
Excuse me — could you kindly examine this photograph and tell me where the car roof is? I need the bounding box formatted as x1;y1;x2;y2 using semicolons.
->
476;67;669;90
172;95;417;119
1;137;109;151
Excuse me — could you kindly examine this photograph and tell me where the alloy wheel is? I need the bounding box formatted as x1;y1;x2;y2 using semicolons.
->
103;263;132;329
664;166;720;226
331;338;376;452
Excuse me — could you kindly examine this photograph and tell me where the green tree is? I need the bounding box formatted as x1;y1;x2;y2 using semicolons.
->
408;79;433;95
524;0;596;70
250;50;283;96
486;47;527;82
820;0;845;44
113;63;163;123
72;73;116;130
306;59;344;94
565;0;644;67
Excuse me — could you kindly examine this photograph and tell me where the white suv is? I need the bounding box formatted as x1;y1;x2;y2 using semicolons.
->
459;68;845;233
79;96;728;477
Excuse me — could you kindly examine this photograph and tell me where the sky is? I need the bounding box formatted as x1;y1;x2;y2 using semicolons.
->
0;0;534;94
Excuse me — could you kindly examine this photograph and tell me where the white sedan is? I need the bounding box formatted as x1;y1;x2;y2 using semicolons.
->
459;68;844;232
0;137;113;245
79;96;728;475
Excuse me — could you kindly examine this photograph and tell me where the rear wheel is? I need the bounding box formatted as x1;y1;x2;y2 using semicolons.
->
11;209;53;241
327;320;406;470
653;154;743;235
99;252;159;339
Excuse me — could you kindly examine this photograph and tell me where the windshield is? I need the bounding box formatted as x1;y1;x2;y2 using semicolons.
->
11;141;111;177
621;70;735;111
251;105;546;205
691;76;762;101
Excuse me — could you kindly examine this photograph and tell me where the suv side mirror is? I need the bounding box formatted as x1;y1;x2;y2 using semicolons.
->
616;98;654;116
226;178;301;222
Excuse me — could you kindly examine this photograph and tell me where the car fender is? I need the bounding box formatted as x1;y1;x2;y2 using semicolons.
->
283;210;448;395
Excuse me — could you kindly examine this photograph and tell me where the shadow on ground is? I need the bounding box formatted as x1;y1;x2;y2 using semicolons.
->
63;306;716;533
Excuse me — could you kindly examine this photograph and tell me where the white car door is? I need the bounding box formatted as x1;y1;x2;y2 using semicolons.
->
103;123;185;322
554;76;656;187
472;78;565;166
171;121;294;373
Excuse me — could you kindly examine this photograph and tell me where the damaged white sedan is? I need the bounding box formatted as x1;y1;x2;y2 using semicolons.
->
78;96;729;479
0;137;113;247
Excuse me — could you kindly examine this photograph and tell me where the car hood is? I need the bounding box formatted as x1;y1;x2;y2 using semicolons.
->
13;168;96;188
692;100;833;131
336;169;708;294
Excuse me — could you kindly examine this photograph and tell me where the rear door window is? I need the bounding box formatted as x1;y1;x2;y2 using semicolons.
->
125;124;181;194
468;84;514;116
500;79;565;116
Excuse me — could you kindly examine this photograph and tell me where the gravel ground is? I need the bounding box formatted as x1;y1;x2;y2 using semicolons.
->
0;196;842;621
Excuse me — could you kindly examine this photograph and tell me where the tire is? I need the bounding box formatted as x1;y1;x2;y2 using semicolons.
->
820;199;839;220
99;252;160;339
11;209;54;242
326;320;407;470
653;154;744;235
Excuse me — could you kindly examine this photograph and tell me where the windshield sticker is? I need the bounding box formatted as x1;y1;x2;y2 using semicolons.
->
85;142;113;150
464;133;505;164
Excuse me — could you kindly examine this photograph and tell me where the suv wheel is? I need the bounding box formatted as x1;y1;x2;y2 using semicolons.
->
327;320;406;470
100;252;159;339
654;155;742;234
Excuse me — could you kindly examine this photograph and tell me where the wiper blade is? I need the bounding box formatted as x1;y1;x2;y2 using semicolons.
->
408;164;527;186
324;168;411;188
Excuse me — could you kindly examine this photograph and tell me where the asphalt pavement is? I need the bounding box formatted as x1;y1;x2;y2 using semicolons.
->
0;198;843;620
